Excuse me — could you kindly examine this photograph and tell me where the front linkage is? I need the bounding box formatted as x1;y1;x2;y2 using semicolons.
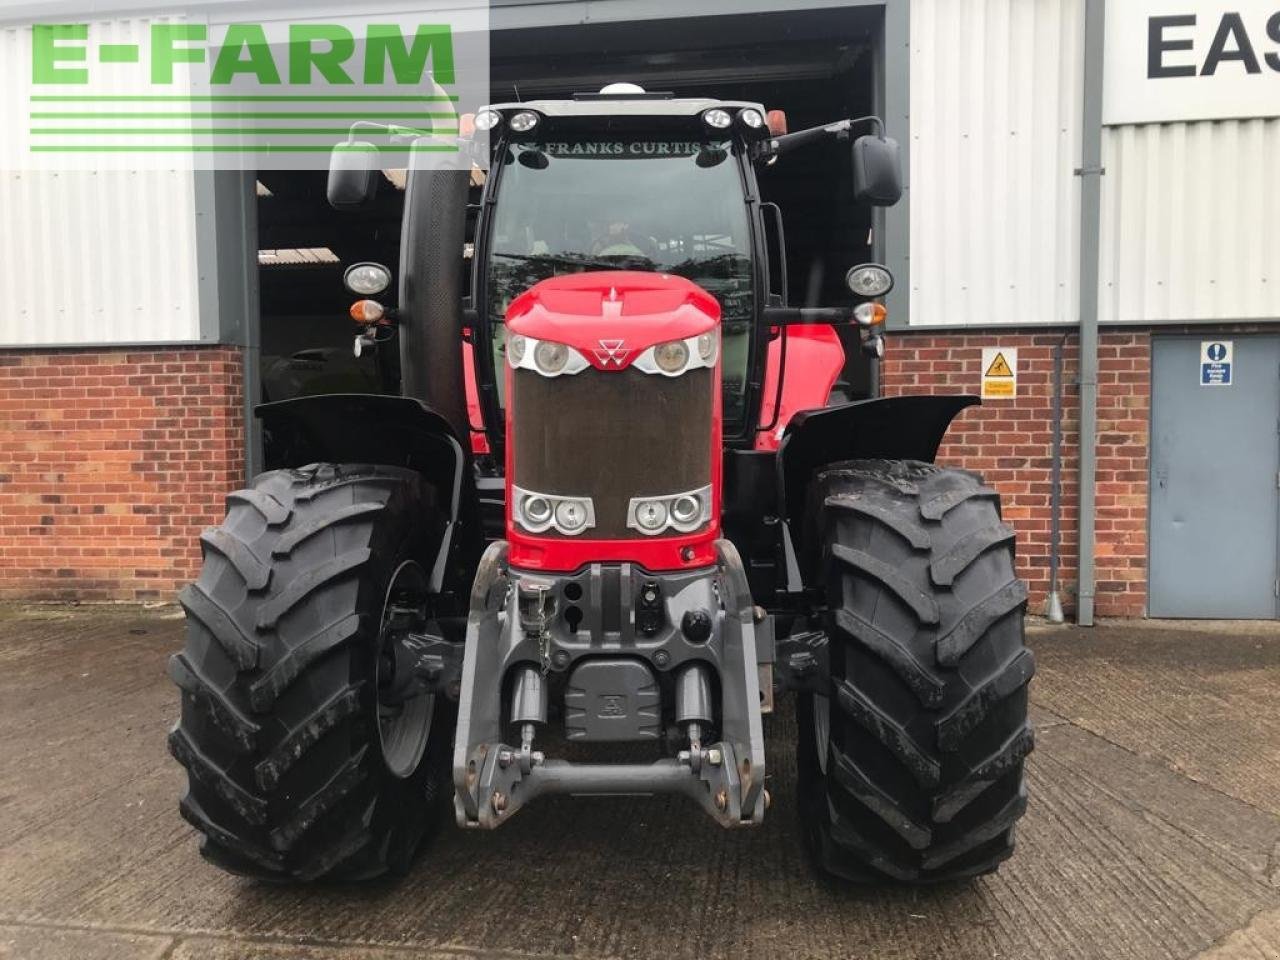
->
452;540;768;828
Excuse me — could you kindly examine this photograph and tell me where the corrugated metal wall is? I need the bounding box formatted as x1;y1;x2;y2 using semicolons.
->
1099;119;1280;324
0;19;203;347
5;2;1275;343
0;169;203;346
908;0;1084;327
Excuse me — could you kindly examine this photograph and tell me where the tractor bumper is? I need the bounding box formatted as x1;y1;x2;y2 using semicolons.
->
452;540;767;828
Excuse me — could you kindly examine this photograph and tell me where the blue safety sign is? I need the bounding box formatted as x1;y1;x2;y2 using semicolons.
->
1200;340;1233;386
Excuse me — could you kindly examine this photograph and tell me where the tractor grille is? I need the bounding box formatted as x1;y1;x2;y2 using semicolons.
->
511;366;713;539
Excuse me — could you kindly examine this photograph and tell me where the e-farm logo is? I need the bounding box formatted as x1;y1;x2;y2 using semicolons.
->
33;23;457;87
19;6;489;170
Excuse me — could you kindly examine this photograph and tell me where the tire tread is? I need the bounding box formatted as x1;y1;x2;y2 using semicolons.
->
170;463;450;882
168;652;259;752
177;583;256;670
798;458;1034;885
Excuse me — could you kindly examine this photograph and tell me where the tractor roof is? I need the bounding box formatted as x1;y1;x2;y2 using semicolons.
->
481;97;766;120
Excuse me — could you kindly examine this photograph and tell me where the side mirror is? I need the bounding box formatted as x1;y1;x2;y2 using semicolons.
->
327;142;380;209
851;135;902;207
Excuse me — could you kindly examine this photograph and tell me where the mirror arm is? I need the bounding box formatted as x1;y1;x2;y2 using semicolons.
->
760;115;885;160
344;120;431;143
762;306;854;326
341;122;487;166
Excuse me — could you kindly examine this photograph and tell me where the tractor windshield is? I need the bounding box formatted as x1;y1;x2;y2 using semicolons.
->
485;136;755;425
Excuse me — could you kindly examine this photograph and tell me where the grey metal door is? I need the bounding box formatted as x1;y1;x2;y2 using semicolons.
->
1149;336;1280;618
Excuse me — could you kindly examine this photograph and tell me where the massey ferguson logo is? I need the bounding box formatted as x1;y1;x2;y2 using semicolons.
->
594;339;629;366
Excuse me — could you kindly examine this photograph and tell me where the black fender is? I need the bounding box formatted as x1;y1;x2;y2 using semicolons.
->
258;393;481;595
398;168;471;442
777;394;979;533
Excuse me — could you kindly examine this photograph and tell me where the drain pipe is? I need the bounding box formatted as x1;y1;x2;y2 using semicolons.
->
1075;0;1106;626
1044;332;1069;622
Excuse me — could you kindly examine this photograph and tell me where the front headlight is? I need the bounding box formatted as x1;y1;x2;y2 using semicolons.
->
474;108;502;131
522;494;552;527
513;487;595;536
344;262;392;296
652;340;689;374
670;494;701;526
634;500;669;532
509;110;540;132
846;263;894;298
554;499;589;533
633;333;718;377
507;335;590;377
703;108;732;130
534;340;569;375
507;334;527;365
696;332;717;364
627;486;712;536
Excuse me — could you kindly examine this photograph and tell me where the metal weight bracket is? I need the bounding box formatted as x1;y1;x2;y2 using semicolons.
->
452;539;767;828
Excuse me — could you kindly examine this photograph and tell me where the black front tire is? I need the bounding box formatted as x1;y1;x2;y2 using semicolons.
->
169;463;452;881
798;459;1034;884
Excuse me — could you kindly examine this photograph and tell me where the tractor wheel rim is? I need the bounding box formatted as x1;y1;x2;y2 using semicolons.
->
813;693;830;776
376;560;434;779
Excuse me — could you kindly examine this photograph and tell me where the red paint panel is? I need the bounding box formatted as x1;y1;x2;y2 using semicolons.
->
504;272;723;572
506;270;720;370
461;340;490;455
754;324;845;451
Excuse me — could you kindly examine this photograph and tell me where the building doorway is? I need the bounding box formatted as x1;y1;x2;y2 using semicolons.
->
1149;335;1280;618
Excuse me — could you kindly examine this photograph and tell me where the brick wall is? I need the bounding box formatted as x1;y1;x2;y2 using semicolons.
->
880;331;1150;618
0;347;244;601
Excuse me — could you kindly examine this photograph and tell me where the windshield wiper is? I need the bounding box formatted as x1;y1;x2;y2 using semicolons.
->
492;250;651;271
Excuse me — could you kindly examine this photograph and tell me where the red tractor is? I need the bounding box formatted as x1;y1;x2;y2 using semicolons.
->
169;87;1033;885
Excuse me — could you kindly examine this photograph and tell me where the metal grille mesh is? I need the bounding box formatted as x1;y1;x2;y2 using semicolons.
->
511;367;713;539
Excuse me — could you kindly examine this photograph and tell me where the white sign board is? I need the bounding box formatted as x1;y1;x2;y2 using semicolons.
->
1104;0;1280;125
981;348;1018;399
1200;340;1234;386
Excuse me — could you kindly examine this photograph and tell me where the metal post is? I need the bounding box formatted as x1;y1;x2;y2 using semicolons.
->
195;170;262;481
240;179;263;481
881;0;910;331
1076;0;1106;626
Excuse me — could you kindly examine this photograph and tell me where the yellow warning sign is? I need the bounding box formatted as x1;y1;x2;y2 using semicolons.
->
983;379;1015;398
981;347;1018;399
984;352;1014;378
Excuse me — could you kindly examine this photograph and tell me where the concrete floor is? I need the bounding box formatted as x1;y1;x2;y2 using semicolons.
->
1;605;1279;960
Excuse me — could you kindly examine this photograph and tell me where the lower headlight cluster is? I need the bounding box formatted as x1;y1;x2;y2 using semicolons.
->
627;485;713;536
513;487;596;536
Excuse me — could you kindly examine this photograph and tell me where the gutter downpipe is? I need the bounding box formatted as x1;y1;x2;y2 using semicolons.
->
1045;332;1068;624
1076;0;1105;626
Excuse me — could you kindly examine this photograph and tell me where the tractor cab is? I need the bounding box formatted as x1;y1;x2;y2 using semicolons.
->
328;86;904;457
472;94;773;439
468;90;903;454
